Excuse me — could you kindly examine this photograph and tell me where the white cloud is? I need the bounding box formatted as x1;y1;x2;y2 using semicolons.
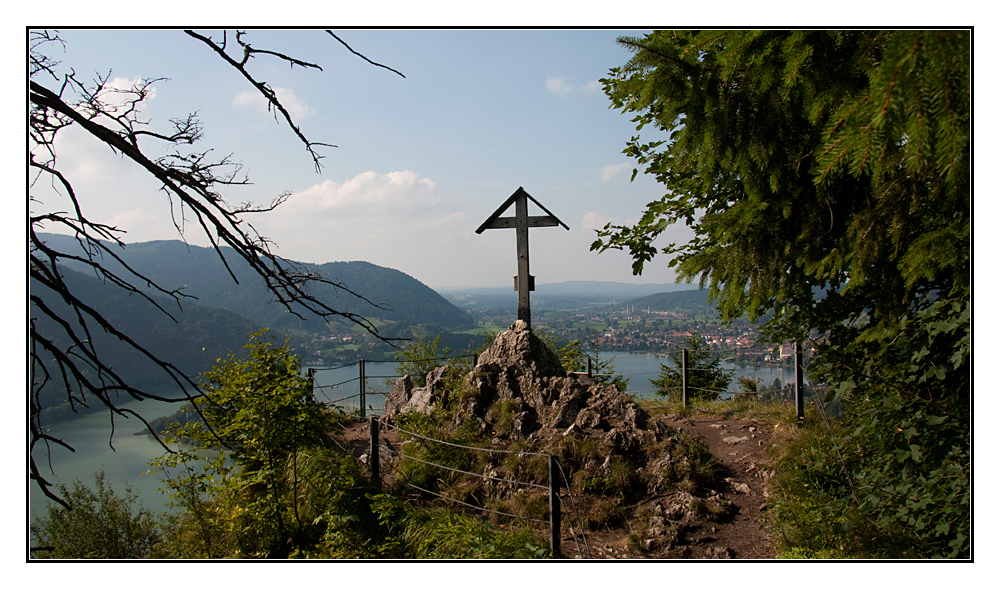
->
233;87;313;121
545;75;601;96
66;76;157;129
253;172;468;275
599;163;630;181
545;76;573;95
284;170;441;217
96;77;157;115
581;211;616;230
106;208;156;231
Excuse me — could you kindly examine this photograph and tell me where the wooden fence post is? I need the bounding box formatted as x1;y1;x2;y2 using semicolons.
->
308;368;316;402
549;455;561;558
359;359;366;418
682;348;689;410
369;415;381;491
795;343;804;424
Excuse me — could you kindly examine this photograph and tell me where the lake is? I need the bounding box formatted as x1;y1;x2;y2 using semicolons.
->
310;353;807;408
606;351;805;399
29;398;192;519
29;353;807;518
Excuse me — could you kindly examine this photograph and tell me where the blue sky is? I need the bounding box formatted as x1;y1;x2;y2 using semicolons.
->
30;17;987;294
32;28;699;289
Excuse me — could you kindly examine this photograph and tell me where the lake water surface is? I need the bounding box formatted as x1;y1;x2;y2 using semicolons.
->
607;351;804;399
30;398;191;519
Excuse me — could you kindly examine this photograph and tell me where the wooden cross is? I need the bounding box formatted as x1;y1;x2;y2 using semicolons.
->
476;187;569;329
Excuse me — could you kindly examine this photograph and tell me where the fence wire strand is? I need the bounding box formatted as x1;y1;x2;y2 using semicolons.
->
555;460;591;559
374;419;585;557
382;421;550;458
314;374;362;388
405;483;548;525
325;393;361;404
399;452;549;491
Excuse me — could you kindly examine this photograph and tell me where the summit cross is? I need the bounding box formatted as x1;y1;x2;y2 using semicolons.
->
476;187;569;329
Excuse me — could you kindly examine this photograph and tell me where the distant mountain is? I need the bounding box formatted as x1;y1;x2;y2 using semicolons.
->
535;281;699;298
441;280;696;298
619;289;783;324
441;280;699;311
32;233;477;414
36;233;474;332
617;289;715;314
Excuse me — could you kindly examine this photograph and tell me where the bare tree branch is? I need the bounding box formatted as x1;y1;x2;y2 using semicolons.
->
326;31;406;79
183;29;333;172
28;29;407;506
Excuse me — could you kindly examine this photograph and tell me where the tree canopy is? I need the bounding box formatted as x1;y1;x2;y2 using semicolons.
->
593;30;970;558
593;30;969;337
651;331;732;402
153;331;337;557
148;332;397;558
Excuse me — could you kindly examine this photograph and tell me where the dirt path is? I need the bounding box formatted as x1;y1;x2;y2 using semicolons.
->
659;415;777;558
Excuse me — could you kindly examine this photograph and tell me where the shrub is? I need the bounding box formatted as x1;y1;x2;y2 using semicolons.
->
30;470;160;559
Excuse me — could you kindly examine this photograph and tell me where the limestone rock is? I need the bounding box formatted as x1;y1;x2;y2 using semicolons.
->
383;366;449;419
475;320;565;380
383;375;414;420
374;319;760;558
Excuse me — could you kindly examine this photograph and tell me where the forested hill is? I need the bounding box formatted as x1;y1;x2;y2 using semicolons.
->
620;288;815;322
30;264;254;417
619;289;715;314
36;233;474;332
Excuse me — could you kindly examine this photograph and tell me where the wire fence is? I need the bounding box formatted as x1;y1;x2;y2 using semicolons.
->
310;341;821;421
371;418;591;558
659;342;815;418
310;336;820;408
317;342;819;557
306;354;475;417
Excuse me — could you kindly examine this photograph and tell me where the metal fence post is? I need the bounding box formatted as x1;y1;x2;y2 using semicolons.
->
795;343;804;424
682;348;689;410
549;455;561;558
359;359;366;418
587;356;593;377
369;415;381;491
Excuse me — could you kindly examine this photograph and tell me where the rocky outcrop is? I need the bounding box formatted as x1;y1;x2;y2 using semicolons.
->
475;319;565;380
376;319;750;558
383;366;449;420
456;320;649;444
383;319;664;455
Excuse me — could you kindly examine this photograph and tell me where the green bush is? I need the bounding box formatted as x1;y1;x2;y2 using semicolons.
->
30;470;159;559
394;334;451;386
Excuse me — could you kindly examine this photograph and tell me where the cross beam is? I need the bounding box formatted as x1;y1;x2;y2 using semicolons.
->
476;187;568;329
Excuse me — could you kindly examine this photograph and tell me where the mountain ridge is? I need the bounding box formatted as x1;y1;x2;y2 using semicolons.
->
35;233;474;332
438;280;698;298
